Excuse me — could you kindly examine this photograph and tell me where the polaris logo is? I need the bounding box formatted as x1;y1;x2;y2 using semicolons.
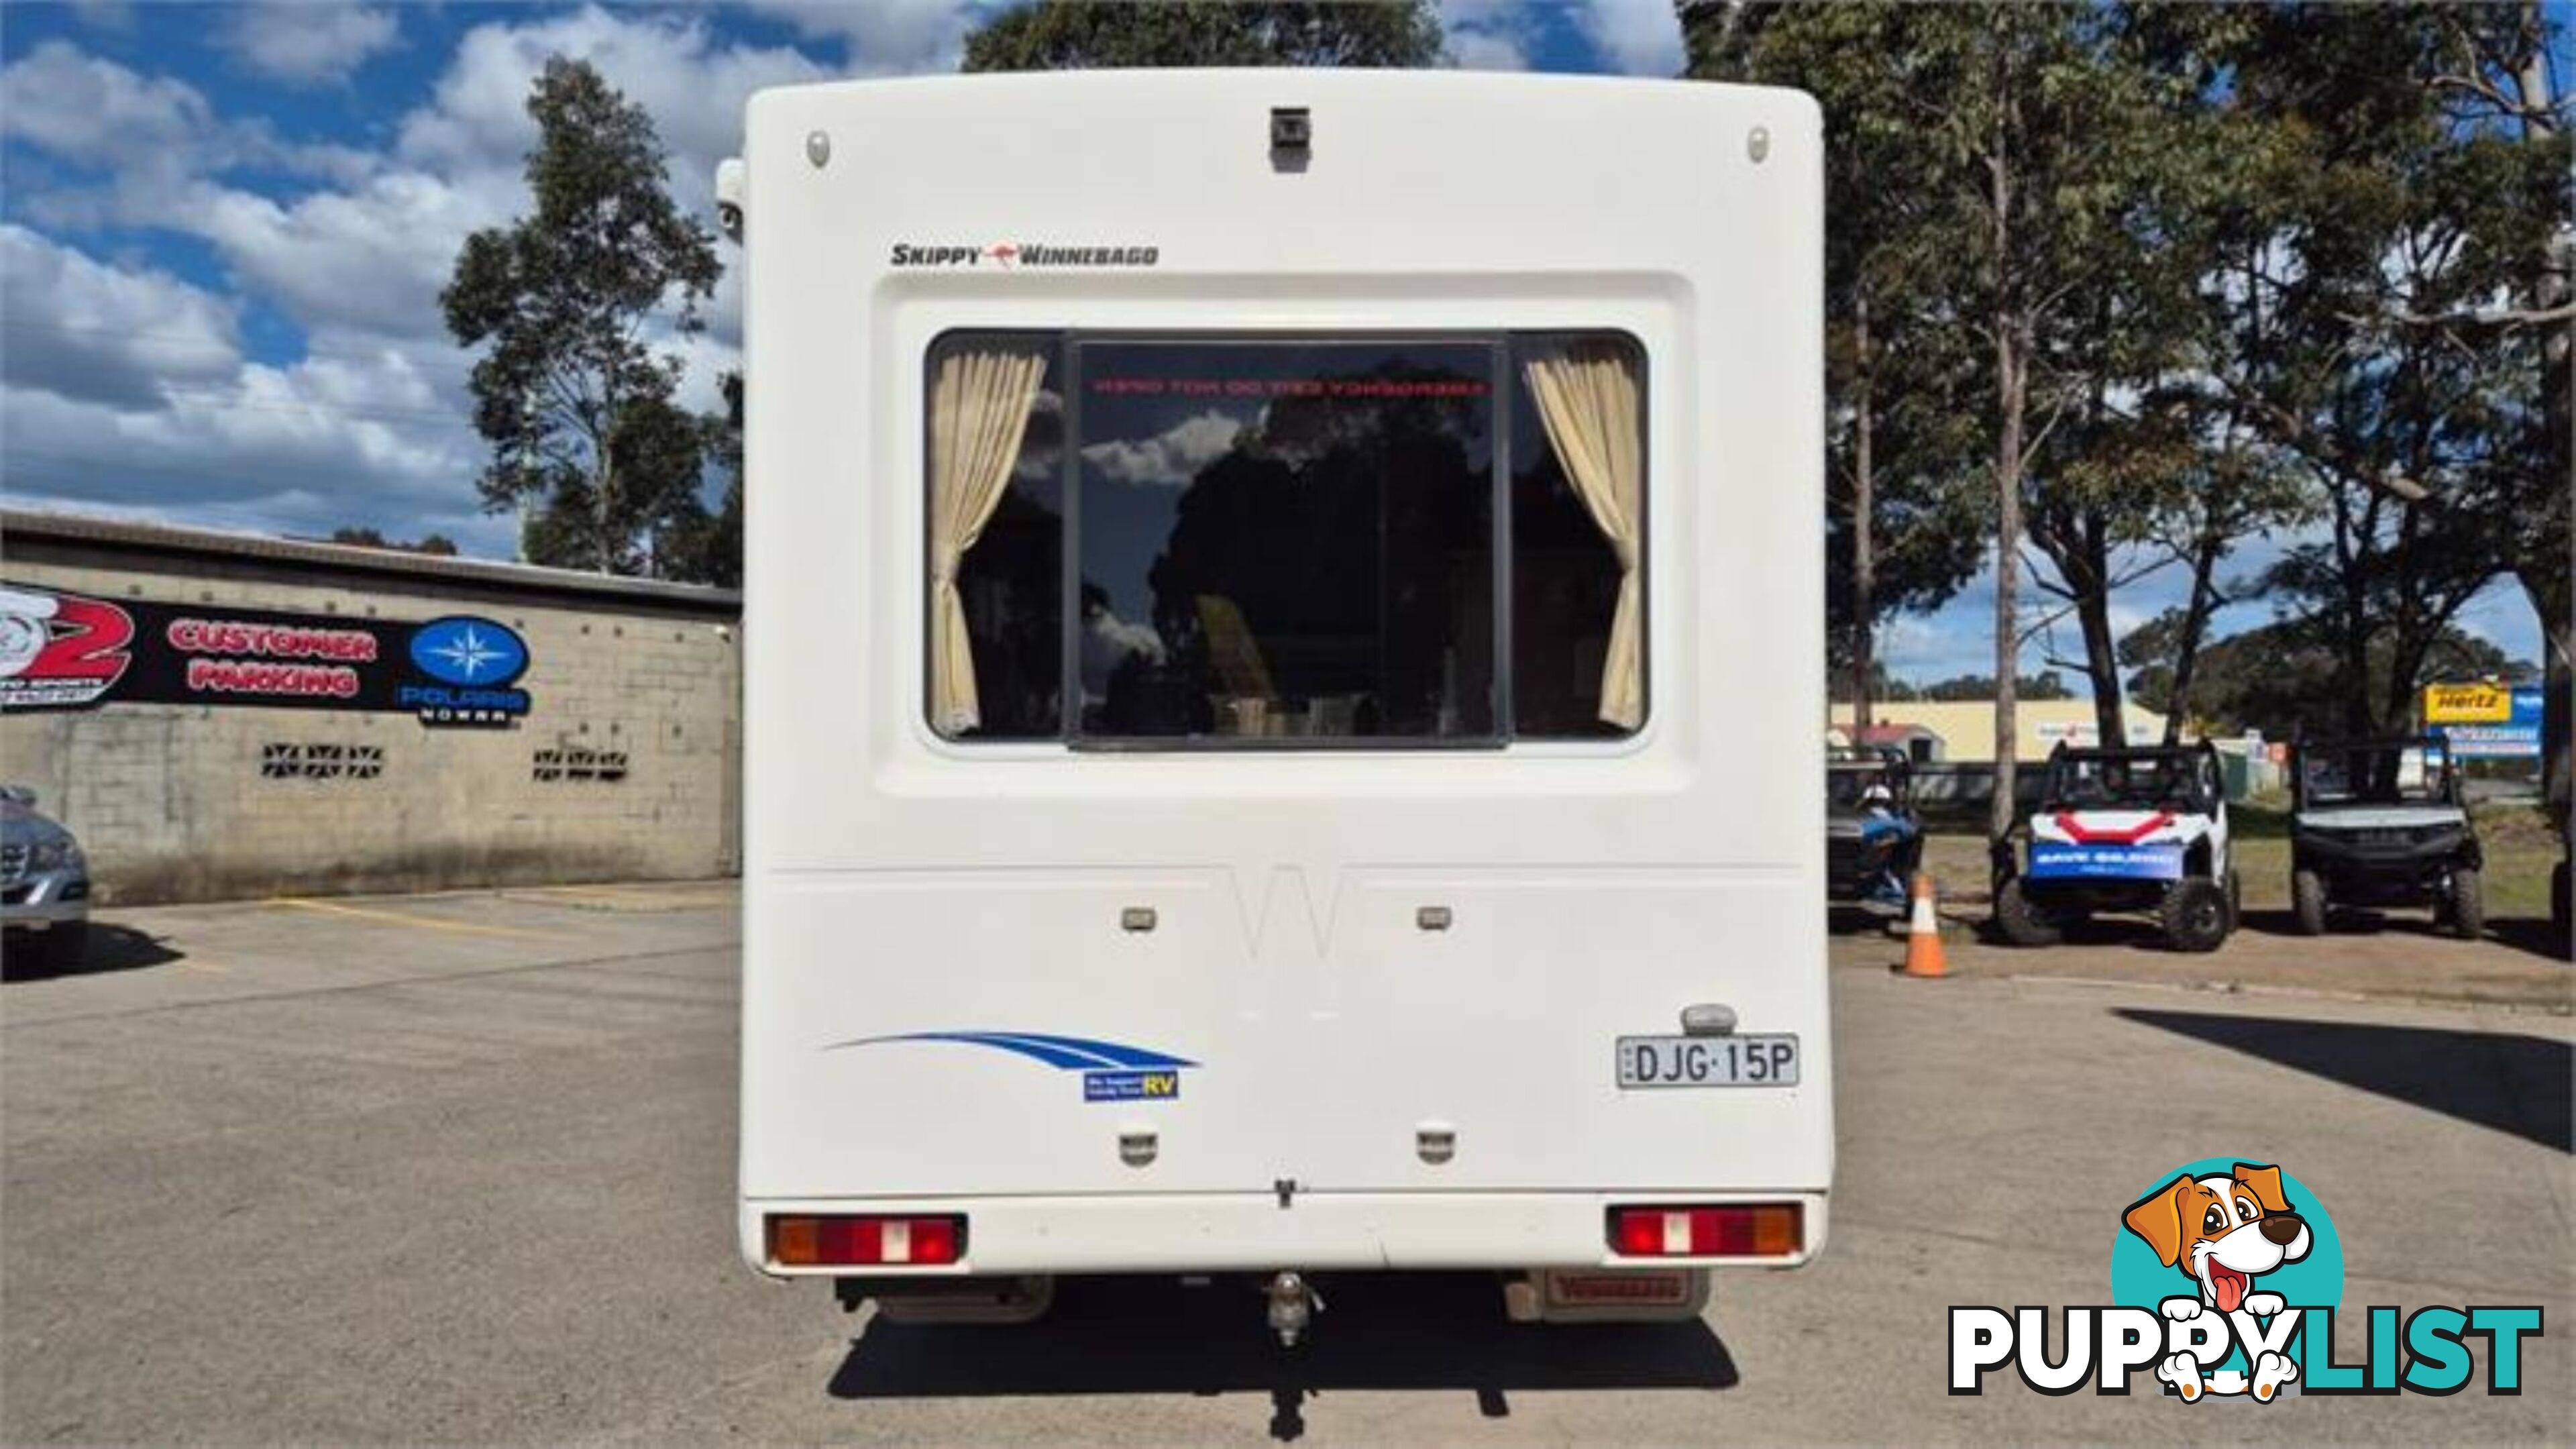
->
889;242;1161;268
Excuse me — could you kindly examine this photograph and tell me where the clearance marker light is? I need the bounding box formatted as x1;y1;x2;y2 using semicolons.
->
766;1214;964;1268
1609;1203;1803;1258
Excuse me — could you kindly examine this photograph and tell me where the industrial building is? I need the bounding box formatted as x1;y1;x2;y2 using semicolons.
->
1828;698;2174;763
1;511;739;906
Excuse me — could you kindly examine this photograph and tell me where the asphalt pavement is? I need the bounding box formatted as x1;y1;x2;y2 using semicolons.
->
3;884;2568;1444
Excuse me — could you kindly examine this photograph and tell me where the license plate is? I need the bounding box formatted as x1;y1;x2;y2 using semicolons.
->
1616;1034;1801;1089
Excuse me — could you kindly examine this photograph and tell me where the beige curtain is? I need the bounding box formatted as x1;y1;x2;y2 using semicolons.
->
1523;345;1645;729
929;347;1048;733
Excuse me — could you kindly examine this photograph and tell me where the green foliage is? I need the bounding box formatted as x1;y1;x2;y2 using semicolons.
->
1918;671;2076;703
1697;1;2566;771
664;372;743;591
1829;661;1922;704
1691;3;1990;703
2125;614;2534;739
963;1;1442;71
441;58;721;580
326;527;459;557
2176;5;2563;737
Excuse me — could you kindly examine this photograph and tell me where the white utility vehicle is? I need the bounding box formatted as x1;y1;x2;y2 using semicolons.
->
729;69;1828;1340
1993;741;2238;953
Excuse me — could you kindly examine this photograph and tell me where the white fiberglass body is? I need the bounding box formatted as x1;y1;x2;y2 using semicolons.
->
736;70;1829;1281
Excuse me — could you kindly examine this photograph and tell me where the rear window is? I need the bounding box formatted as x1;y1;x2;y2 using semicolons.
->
2041;753;2214;812
2299;746;2449;806
926;331;1644;749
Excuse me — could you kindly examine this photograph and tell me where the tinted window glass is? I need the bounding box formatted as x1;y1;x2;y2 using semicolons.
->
2300;746;2447;805
1076;340;1495;741
926;331;1644;749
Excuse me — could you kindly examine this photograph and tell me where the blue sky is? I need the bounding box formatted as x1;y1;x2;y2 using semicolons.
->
0;1;2544;690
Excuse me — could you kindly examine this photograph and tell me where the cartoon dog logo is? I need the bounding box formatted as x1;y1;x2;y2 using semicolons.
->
2123;1161;2314;1401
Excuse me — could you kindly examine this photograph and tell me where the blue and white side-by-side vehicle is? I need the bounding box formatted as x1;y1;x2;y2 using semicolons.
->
1992;741;2237;954
1825;747;1921;910
725;68;1830;1342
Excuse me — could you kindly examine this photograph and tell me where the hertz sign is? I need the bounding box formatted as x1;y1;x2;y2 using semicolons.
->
2423;683;2514;724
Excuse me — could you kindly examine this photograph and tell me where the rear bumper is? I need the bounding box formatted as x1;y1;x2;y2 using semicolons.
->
741;1189;1829;1277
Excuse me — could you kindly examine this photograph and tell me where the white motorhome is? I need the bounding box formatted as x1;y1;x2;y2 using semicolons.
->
730;69;1827;1340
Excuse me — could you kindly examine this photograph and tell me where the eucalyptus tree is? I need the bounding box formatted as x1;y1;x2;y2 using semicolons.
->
2412;2;2570;821
1809;4;2194;839
1686;1;1986;735
963;1;1442;70
2200;5;2560;737
441;58;721;577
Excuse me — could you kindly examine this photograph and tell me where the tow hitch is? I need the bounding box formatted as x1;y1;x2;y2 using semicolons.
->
1265;1270;1322;1346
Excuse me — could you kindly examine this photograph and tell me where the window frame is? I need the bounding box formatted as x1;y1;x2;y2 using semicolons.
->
922;327;1648;751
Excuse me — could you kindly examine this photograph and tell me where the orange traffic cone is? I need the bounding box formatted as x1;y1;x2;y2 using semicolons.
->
1900;872;1947;979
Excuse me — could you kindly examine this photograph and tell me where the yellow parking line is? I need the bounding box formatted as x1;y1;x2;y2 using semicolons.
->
514;885;737;912
266;897;568;941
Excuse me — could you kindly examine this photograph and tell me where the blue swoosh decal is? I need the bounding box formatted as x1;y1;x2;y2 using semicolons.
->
823;1030;1197;1071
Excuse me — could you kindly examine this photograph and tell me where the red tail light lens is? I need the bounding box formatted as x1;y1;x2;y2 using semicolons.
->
766;1214;965;1267
1608;1203;1803;1258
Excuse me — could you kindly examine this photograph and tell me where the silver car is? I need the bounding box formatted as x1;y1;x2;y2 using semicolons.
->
3;786;89;971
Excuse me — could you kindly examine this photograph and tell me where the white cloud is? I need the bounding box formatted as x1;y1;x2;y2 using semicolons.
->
0;233;486;549
397;6;829;210
0;42;380;226
1;366;488;549
739;0;979;74
219;3;403;87
1441;0;1532;71
1012;390;1065;482
1448;30;1532;71
0;41;213;167
3;326;474;508
1081;410;1246;487
1087;606;1166;664
1080;600;1167;703
1573;0;1684;77
0;226;242;409
10;14;816;350
185;174;513;343
0;10;868;557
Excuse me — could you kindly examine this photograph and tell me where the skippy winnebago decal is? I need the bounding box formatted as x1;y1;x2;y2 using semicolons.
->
0;583;533;728
1949;1158;2544;1402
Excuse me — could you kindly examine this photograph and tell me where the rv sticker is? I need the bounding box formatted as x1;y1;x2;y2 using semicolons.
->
824;1030;1197;1103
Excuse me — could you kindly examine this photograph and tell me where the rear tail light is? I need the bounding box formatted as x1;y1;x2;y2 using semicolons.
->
766;1214;964;1268
1608;1203;1803;1258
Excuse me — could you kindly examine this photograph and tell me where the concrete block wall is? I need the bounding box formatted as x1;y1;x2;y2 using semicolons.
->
1;542;739;905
